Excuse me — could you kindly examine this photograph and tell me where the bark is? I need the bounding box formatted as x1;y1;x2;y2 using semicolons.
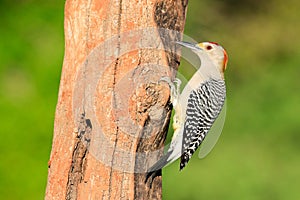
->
45;0;188;199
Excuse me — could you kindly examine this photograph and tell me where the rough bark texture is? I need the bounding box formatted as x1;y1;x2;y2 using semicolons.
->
45;0;188;199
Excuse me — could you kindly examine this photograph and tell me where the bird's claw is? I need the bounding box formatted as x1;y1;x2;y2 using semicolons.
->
159;76;181;106
159;76;172;85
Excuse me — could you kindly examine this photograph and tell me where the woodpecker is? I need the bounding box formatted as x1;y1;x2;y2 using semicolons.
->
148;41;228;174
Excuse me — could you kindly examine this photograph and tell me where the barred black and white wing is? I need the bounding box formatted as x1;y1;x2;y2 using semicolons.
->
180;79;226;170
198;100;226;159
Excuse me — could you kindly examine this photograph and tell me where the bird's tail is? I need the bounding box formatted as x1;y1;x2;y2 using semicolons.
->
145;127;184;182
145;151;172;182
148;151;172;172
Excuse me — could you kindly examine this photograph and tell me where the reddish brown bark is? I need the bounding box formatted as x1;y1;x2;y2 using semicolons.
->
45;0;188;199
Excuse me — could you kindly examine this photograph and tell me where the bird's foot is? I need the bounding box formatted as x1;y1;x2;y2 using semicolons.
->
159;77;181;106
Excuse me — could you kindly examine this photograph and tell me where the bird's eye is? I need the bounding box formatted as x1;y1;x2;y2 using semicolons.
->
206;45;213;50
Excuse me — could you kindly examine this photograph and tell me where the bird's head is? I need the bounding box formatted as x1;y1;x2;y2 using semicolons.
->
176;41;228;75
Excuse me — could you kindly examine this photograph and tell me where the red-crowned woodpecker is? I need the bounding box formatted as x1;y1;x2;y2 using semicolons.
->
148;41;228;174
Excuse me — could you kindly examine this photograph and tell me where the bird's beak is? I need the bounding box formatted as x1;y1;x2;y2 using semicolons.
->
175;41;203;51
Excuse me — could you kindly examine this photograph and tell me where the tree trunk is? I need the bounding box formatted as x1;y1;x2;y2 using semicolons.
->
45;0;188;199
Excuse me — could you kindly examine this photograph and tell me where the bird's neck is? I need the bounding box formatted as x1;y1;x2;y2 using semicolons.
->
198;55;224;81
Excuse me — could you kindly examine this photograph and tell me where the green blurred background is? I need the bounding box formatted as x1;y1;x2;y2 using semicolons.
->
1;0;300;199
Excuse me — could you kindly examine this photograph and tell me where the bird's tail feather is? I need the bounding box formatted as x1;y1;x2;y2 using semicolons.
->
145;151;172;183
147;151;172;172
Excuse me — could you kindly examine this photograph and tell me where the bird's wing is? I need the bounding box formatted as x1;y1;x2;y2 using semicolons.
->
198;101;226;159
180;79;226;170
